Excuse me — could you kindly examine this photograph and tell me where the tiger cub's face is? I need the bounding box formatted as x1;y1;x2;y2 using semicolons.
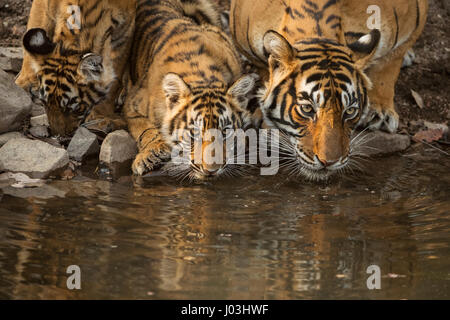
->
160;73;257;181
260;31;380;181
20;28;115;136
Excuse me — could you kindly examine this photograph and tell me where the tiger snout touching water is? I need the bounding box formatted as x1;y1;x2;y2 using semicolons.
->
231;0;428;180
124;0;260;181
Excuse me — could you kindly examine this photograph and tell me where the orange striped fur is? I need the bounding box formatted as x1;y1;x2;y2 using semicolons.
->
124;0;259;179
231;0;428;180
16;0;136;136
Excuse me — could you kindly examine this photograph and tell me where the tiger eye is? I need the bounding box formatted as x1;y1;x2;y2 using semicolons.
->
346;107;357;115
300;104;313;114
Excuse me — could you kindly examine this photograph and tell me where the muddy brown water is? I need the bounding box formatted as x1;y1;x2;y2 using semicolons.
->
0;148;449;299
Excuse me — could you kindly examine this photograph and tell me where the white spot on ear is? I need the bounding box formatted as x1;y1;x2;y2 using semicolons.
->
358;34;372;45
30;32;45;47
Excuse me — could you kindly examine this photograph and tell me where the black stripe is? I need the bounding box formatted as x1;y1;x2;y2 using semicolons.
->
246;17;259;59
393;8;399;49
322;0;338;11
415;0;421;32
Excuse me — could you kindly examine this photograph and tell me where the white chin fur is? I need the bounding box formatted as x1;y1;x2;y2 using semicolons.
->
294;151;349;181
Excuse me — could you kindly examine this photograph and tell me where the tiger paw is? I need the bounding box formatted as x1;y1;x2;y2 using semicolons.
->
361;104;399;133
132;143;172;176
83;116;127;135
402;49;416;68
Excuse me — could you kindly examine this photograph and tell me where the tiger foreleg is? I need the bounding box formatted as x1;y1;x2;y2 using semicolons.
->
83;81;127;134
361;53;405;133
127;117;171;176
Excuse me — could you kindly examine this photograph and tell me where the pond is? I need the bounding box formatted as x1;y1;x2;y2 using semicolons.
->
0;146;449;299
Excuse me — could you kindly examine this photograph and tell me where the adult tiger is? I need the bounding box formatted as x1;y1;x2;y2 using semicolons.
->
230;0;428;180
16;0;137;136
124;0;258;179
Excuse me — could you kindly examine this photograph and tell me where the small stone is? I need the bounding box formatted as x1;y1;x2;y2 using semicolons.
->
0;138;69;179
30;114;50;127
362;131;411;156
67;127;100;162
31;104;46;117
29;125;50;138
0;172;46;189
0;132;24;147
100;130;138;164
61;168;75;181
423;121;448;135
0;47;23;73
0;69;32;134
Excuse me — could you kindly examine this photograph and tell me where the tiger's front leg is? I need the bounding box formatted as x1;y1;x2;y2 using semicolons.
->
132;125;172;176
83;81;127;134
84;104;128;134
361;52;404;133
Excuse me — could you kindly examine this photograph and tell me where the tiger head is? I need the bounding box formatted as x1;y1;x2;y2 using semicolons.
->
260;30;380;181
18;28;116;136
160;73;258;181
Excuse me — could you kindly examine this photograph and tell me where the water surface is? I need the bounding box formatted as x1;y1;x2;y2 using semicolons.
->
0;147;449;299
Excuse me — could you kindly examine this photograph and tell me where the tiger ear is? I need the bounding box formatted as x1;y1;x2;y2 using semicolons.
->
263;30;295;69
227;74;259;109
347;29;381;70
23;28;56;55
162;73;191;106
78;53;104;82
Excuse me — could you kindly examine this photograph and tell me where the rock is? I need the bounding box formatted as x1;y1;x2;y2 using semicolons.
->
67;127;100;162
0;47;23;73
1;184;67;200
423;121;448;135
30;114;50;127
0;69;32;134
0;138;69;178
0;172;46;189
362;131;411;156
0;47;23;60
0;132;24;147
29;125;49;138
100;130;137;164
31;104;46;117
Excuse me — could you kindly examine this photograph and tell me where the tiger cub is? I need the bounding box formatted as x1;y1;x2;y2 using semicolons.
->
125;0;258;180
231;0;428;180
16;0;137;136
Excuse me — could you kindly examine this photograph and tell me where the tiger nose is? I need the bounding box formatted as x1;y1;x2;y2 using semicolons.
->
316;155;339;167
205;168;219;175
202;164;221;175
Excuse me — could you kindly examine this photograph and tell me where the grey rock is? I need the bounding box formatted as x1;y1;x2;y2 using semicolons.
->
361;131;411;156
1;184;67;200
0;172;46;188
29;125;49;138
0;132;24;147
30;114;49;127
0;47;23;73
0;69;32;134
100;130;137;164
67;127;100;162
31;104;46;117
0;138;69;178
